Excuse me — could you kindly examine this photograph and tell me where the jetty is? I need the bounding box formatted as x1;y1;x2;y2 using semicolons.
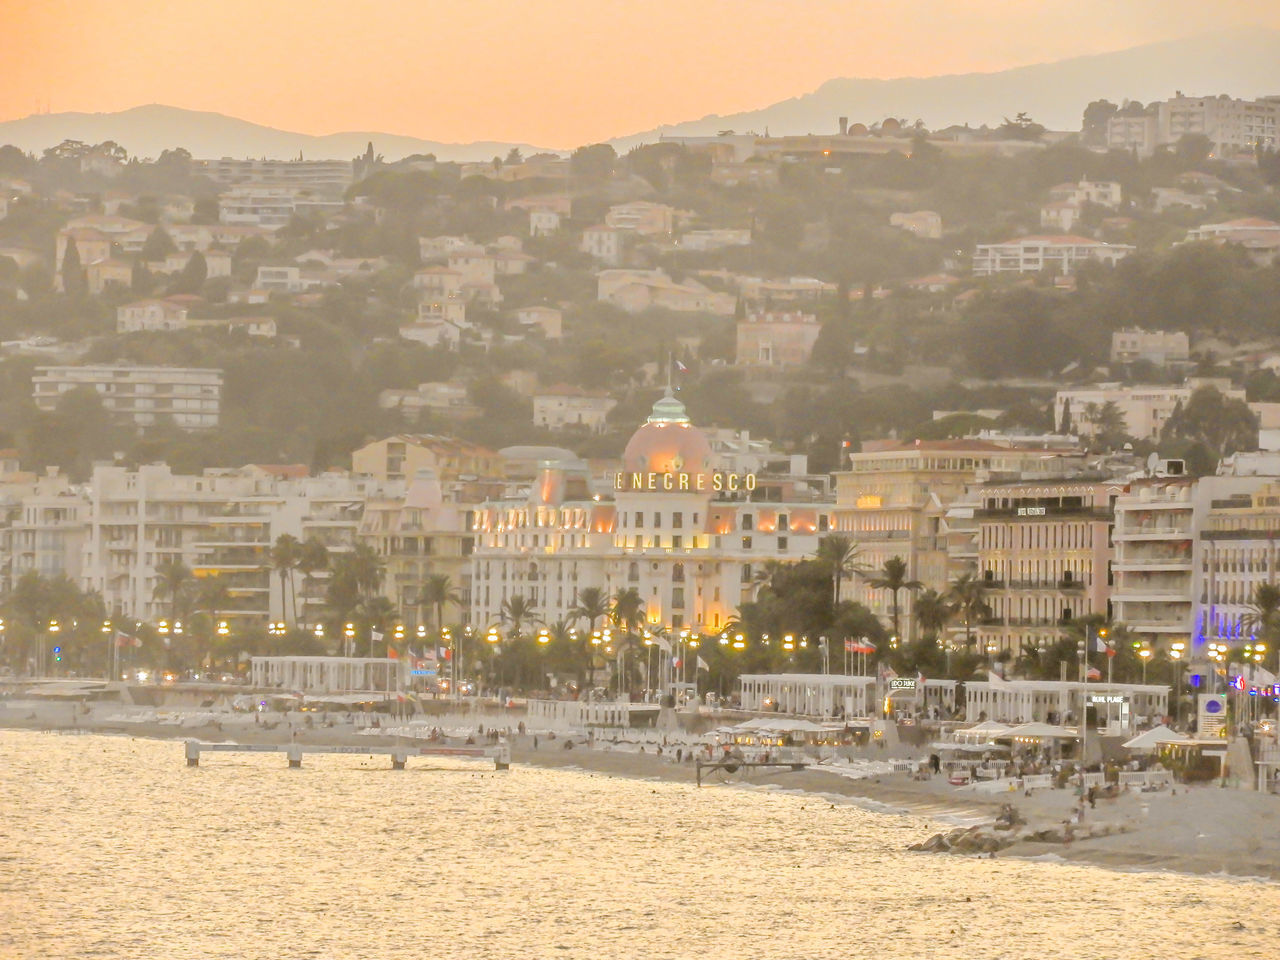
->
183;740;510;770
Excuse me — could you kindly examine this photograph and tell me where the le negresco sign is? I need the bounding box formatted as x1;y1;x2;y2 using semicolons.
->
614;471;758;492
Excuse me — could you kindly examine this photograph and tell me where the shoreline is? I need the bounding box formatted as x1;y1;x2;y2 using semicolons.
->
6;714;1279;882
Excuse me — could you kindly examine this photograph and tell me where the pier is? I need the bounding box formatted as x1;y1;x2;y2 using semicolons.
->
184;740;511;770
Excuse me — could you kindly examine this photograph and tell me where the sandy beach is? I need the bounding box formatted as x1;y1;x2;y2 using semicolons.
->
4;699;1278;882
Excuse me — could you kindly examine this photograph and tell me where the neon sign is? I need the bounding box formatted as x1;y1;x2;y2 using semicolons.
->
614;471;757;493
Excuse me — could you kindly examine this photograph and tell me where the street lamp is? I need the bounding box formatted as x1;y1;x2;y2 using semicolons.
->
344;622;355;657
1138;646;1152;684
1170;641;1186;724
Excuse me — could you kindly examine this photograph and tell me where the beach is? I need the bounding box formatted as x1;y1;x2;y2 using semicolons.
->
4;699;1278;882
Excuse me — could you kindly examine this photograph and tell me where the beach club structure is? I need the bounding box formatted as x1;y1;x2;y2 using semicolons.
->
737;673;1167;735
964;679;1168;733
250;656;408;695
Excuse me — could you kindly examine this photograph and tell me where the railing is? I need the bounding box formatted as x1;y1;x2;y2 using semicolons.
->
1118;770;1172;788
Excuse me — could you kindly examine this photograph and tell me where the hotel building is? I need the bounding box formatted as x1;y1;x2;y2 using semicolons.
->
468;394;832;633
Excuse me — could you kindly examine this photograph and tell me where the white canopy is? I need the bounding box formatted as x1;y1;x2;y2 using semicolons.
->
956;720;1013;740
1122;725;1194;750
930;741;1009;753
1001;722;1079;740
736;717;825;733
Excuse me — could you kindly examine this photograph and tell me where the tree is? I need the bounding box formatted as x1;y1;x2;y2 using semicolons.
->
913;588;953;641
296;538;330;617
169;250;207;295
816;534;865;605
153;559;192;624
868;556;923;642
569;586;611;686
1161;385;1258;461
419;573;460;632
141;226;176;261
1088;400;1129;449
998;112;1046;142
570;143;617;183
1243;583;1280;672
946;572;990;653
61;236;85;297
1081;99;1118;147
500;594;539;637
269;534;302;625
130;258;155;296
609;587;646;694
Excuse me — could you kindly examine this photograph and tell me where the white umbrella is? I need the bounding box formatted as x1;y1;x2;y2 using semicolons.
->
1001;722;1079;740
1122;725;1193;750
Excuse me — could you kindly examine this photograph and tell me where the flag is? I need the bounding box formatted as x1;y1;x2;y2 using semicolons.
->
696;656;709;672
1086;665;1102;680
371;629;384;643
115;630;134;648
654;636;672;654
850;640;876;654
987;670;1008;686
844;638;855;653
672;657;682;669
387;646;399;660
916;670;926;687
879;664;897;681
1093;635;1114;656
674;359;689;373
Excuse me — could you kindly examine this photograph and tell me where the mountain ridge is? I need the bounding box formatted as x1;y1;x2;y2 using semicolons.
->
1;28;1277;162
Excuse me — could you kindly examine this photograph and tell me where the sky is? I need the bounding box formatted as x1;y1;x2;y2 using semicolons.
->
3;0;1279;147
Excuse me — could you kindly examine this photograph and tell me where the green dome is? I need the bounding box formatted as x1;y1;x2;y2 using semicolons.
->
646;390;690;424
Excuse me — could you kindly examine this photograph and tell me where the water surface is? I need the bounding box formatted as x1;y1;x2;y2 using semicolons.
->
1;731;1276;959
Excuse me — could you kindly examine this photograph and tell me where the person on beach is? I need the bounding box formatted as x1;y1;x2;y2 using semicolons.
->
533;736;539;750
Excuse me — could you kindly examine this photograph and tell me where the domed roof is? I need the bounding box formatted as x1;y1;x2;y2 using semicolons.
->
622;391;715;481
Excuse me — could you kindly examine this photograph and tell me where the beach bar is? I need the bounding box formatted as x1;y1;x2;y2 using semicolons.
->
250;656;408;694
964;680;1168;734
737;674;878;717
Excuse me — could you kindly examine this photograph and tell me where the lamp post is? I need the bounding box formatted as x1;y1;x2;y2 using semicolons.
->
47;619;61;677
343;622;355;658
1170;641;1186;726
1138;646;1152;685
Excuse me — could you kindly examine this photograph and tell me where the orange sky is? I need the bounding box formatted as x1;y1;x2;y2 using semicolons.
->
3;0;1278;147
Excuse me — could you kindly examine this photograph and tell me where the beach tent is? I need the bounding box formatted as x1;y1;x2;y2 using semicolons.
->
955;720;1012;741
929;741;1009;753
1122;725;1193;751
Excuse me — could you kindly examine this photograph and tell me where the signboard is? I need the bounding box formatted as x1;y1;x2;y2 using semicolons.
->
1197;693;1227;738
1016;506;1047;516
409;668;438;677
613;471;757;493
889;678;917;691
1088;694;1128;705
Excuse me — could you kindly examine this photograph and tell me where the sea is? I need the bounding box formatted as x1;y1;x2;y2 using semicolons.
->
1;729;1277;960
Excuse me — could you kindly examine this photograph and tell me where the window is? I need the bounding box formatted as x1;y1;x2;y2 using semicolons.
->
778;513;789;532
778;536;788;551
635;511;644;528
628;561;639;582
672;535;682;549
672;512;683;529
819;514;829;532
742;514;754;531
672;587;685;608
742;536;753;549
672;562;685;582
741;564;752;584
653;513;660;528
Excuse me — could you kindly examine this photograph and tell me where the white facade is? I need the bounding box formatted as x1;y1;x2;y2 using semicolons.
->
116;300;189;333
1109;329;1190;367
581;226;621;264
973;236;1134;276
532;389;617;433
1054;380;1245;441
33;364;223;429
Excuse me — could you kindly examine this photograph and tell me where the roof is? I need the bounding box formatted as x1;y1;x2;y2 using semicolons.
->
245;463;309;479
535;384;613;399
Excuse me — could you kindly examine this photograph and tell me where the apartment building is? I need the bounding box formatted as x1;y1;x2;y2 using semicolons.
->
33;364;223;429
973;480;1121;658
203;158;355;195
1109;329;1191;367
0;473;87;591
1158;93;1280;154
972;235;1134;276
116;299;189;333
735;311;821;367
834;439;1086;641
1054;380;1246;441
351;435;503;486
532;386;618;433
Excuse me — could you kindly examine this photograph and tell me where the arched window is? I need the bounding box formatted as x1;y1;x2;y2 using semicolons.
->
672;562;685;583
628;561;639;582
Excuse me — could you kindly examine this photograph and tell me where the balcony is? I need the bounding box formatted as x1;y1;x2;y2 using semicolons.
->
1113;559;1191;572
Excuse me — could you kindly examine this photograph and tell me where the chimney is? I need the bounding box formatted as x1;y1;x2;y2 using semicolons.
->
838;116;849;136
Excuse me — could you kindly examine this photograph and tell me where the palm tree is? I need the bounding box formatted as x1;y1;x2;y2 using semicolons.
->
500;594;540;638
946;572;990;653
868;556;923;642
568;586;610;687
610;587;646;696
913;588;953;641
1243;582;1280;671
296;538;330;623
750;559;790;598
817;534;866;605
269;534;302;625
419;573;460;633
153;558;192;624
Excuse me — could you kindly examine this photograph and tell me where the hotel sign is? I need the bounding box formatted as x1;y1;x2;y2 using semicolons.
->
614;471;757;493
